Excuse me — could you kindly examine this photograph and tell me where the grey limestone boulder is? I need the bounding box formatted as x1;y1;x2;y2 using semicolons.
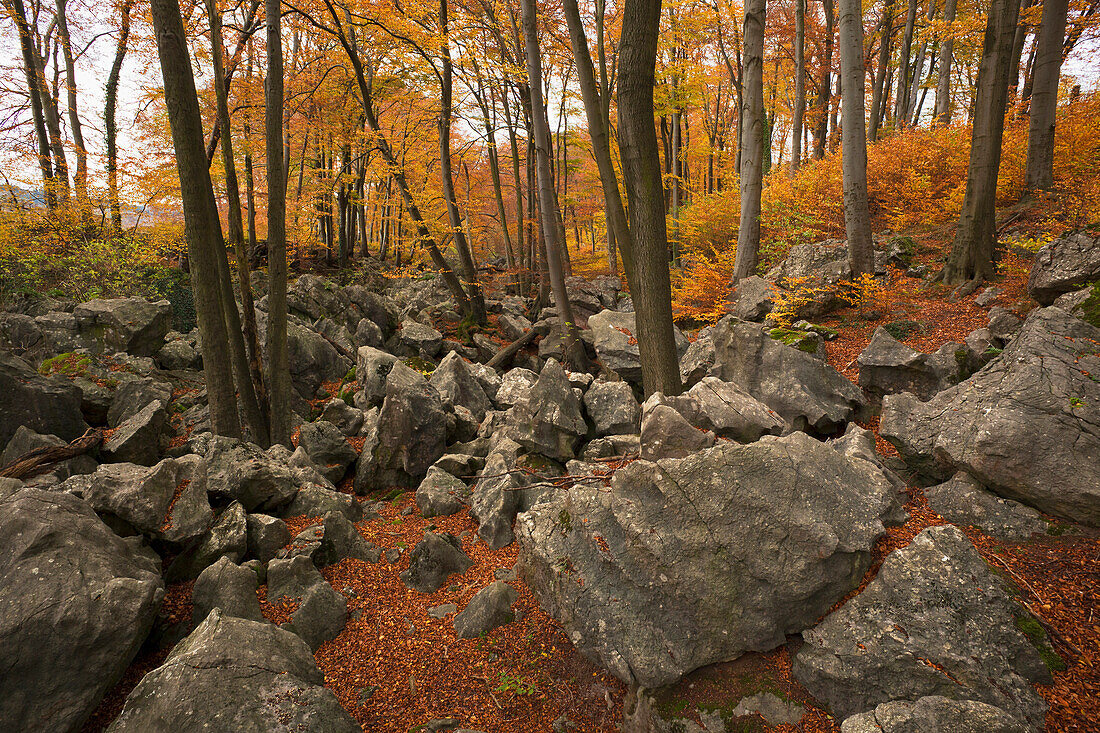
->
453;581;518;639
840;697;1028;733
505;358;586;460
1027;230;1100;305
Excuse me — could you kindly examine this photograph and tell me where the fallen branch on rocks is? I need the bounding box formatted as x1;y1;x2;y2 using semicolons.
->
485;323;548;370
0;429;103;480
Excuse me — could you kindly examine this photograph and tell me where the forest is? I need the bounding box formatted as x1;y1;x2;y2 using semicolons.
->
0;0;1098;731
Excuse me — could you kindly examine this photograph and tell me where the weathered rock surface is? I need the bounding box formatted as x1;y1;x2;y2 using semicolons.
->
505;359;586;460
267;555;348;650
283;485;362;522
202;438;303;513
517;432;903;688
840;696;1029;733
665;377;785;442
583;381;641;437
1;487;163;731
453;581;518;639
400;532;473;593
857;327;957;400
730;275;775;321
313;511;381;567
106;610;357;732
430;351;493;420
166;501;248;581
416;466;468;517
925;472;1048;541
793;525;1050;729
297;420;358;484
495;367;538;408
103;400;168;466
72;297;172;356
0;350;87;447
1027;230;1100;305
585;310;687;386
245;513;291;562
639;401;716;460
881;307;1100;526
191;557;264;624
83;456;211;543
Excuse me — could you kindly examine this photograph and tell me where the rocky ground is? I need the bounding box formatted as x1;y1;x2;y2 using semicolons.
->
1;228;1098;733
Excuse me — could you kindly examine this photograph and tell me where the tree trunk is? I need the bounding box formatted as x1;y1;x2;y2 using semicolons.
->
894;0;918;128
791;0;805;172
8;0;56;208
617;0;684;397
733;0;766;281
1025;0;1068;192
934;0;958;124
264;0;292;446
943;0;1022;285
149;0;241;437
54;0;89;213
814;0;835;160
519;0;587;370
105;0;131;230
868;0;896;142
838;0;875;276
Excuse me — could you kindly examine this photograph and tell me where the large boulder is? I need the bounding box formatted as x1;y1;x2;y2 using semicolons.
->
793;525;1051;730
297;420;358;484
416;466;468;518
709;317;865;433
106;610;358;732
639;401;716;460
880;307;1100;526
1027;230;1100;305
583;380;641;437
0;425;97;484
1;487;163;731
505;359;586;460
72;297;172;356
266;555;347;650
516;432;903;688
730;276;775;322
667;377;785;442
191;557;264;624
840;697;1029;733
102;400;168;466
924;472;1048;542
0;350;87;448
453;581;518;639
430;351;493;420
354;362;447;492
400;532;473;593
354;345;399;408
585;310;688;387
202;437;306;513
857;327;958;400
495;367;538;408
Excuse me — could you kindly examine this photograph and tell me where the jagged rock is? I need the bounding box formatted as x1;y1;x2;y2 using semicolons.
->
72;297;172;356
355;317;384;349
400;532;473;593
1;487;163;732
988;306;1024;341
857;327;959;400
354;362;447;492
319;398;365;436
287;274;362;331
202;437;302;513
583;381;641;436
1027;230;1100;305
517;432;903;687
155;338;201;370
355;346;399;408
297;420;358;484
0;350;87;447
314;511;381;566
709;316;865;433
470;442;528;549
731;693;806;726
107;377;171;427
246;513;292;562
664;377;785;442
397;319;443;359
279;525;324;563
678;334;715;389
433;452;485;477
506;359;586;460
103;401;168;466
639;401;716;460
495;367;538;408
267;555;347;650
498;313;533;341
585;310;688;386
924;472;1048;542
83;456;211;543
416;466;468;517
0;425;97;484
106;610;358;732
167;501;248;581
793;525;1050;729
430;351;493;420
453;581;518;639
730;276;775;321
191;557;264;624
881;307;1100;526
840;696;1028;733
283;485;363;522
581;434;641;461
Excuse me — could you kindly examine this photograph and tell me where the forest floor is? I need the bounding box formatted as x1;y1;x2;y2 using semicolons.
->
84;227;1100;733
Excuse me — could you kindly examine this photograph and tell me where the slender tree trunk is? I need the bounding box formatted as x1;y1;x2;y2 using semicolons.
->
791;0;805;172
265;0;291;446
943;0;1023;285
934;0;958;124
618;0;683;397
54;0;89;213
105;0;131;230
893;0;918;128
733;0;766;281
814;0;835;160
36;45;70;203
1025;0;1068;192
150;0;241;437
868;0;895;141
838;0;875;276
8;0;56;208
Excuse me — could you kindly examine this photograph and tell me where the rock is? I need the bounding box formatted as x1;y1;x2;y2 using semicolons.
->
498;312;533;341
257;311;350;400
769;239;878;318
0;350;88;447
298;420;358;484
398;319;443;359
279;525;324;563
709;317;865;433
469;444;527;549
517;432;903;687
108;377;172;427
975;286;1004;308
355;345;400;407
246;513;292;562
167;502;248;581
106;609;358;732
583;381;640;437
400;532;473;593
731;693;806;726
671;377;785;442
924;473;1048;542
730;276;775;321
430;351;493;420
355;362;447;492
320;398;365;436
103;401;168;466
678;334;715;389
880;307;1100;526
586;310;688;386
857;327;955;400
639;402;716;460
433;452;485;478
1052;286;1095;321
83;456;211;544
283;485;363;522
1;487;163;731
581;434;641;461
0;425;96;483
266;555;347;650
988;307;1023;340
506;359;586;460
792;525;1050;729
839;696;1028;733
1027;230;1100;305
72;297;172;356
202;437;302;513
155;338;201;371
416;466;468;517
453;581;518;639
355;317;384;349
428;603;458;620
192;557;264;624
495;367;538;408
314;511;381;566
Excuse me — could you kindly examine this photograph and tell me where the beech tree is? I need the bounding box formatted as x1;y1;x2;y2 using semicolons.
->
733;0;765;281
838;0;874;276
1025;0;1069;191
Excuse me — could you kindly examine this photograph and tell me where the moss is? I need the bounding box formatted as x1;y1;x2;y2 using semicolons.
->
344;366;357;382
1078;281;1100;328
1045;520;1068;536
882;319;922;342
955;347;973;381
1015;614;1067;673
767;327;818;353
402;356;436;376
39;352;91;377
558;509;572;533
